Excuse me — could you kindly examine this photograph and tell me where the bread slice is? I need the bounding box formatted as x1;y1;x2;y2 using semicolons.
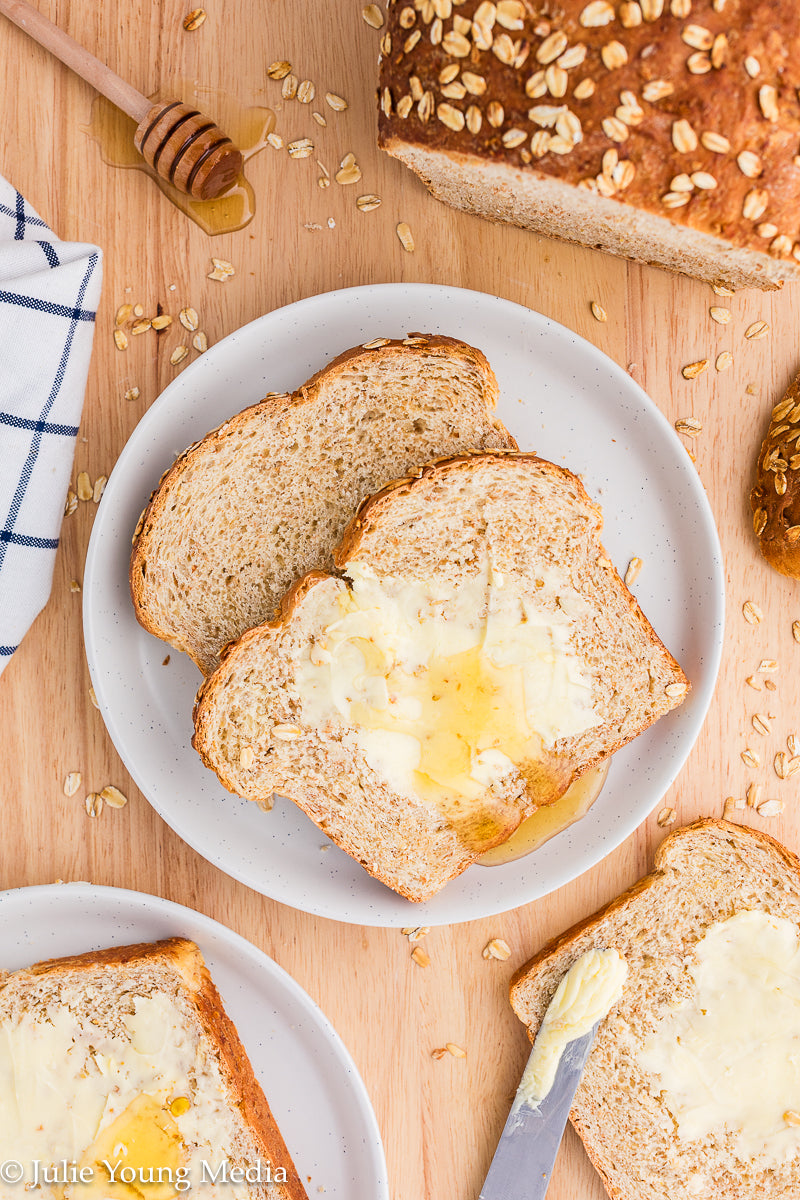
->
509;819;800;1200
192;453;688;902
0;937;306;1199
130;336;515;675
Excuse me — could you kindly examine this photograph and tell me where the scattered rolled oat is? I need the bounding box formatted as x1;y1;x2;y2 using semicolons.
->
411;946;430;967
124;386;140;402
325;92;348;112
590;300;608;322
431;1048;449;1060
482;938;512;960
742;600;763;625
681;359;708;379
741;748;760;768
85;792;103;818
89;686;99;709
193;332;208;353
401;926;430;942
100;785;128;809
151;314;172;331
93;476;107;503
170;346;189;366
715;350;733;371
179;307;199;331
312;111;327;127
362;4;384;28
758;659;778;672
335;152;362;185
793;620;800;643
131;317;151;336
64;489;77;516
357;194;382;212
709;306;732;324
77;471;92;501
267;61;292;80
282;74;298;100
63;772;81;797
396;222;415;252
624;556;643;586
765;679;777;692
69;579;81;593
133;304;144;317
208;258;235;281
287;138;314;159
789;733;800;757
183;8;206;30
745;675;761;690
675;417;702;437
298;80;315;104
757;798;783;817
745;782;762;808
745;320;770;340
752;713;772;736
267;132;284;150
445;1043;467;1058
775;753;788;780
114;329;128;351
657;807;676;827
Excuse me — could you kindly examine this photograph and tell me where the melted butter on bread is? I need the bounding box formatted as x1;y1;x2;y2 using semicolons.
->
295;558;600;845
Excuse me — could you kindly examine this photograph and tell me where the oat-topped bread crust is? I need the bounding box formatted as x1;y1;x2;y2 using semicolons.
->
0;937;307;1200
751;369;800;577
509;819;800;1200
193;452;688;902
130;335;515;675
378;0;800;289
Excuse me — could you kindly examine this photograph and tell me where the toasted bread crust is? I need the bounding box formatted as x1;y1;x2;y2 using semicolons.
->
130;335;515;673
3;937;307;1200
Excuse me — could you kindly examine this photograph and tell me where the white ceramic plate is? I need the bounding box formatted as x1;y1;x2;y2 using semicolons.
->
0;882;388;1198
84;284;724;925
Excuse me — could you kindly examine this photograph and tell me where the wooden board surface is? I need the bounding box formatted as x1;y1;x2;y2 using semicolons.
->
1;1;798;1197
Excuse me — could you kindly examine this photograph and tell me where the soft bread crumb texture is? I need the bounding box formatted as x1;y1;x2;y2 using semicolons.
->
510;820;800;1200
193;454;687;902
130;337;515;674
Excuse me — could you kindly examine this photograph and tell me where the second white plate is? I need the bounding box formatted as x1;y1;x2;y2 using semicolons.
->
84;284;724;925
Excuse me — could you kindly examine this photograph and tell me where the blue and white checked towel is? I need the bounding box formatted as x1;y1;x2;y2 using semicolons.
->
0;176;102;675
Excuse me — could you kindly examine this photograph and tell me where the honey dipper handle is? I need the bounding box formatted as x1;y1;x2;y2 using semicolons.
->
0;0;151;123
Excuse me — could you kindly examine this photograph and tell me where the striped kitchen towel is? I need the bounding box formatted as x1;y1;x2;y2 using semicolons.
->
0;176;102;675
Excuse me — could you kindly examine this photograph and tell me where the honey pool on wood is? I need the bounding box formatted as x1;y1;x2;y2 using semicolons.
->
81;83;274;234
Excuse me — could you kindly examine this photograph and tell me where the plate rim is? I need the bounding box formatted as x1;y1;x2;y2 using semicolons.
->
83;282;725;926
0;878;390;1198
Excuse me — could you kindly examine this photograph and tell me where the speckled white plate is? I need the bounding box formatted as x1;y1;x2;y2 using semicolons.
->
84;284;724;926
0;882;388;1198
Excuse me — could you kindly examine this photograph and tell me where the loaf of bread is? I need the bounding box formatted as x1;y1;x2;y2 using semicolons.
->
130;336;515;674
0;937;306;1198
751;369;800;577
378;0;800;290
510;819;800;1200
193;453;688;902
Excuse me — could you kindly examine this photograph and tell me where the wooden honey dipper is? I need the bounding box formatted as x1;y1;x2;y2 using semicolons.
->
0;0;243;200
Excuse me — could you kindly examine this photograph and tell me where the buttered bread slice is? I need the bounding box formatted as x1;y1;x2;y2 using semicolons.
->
193;454;688;902
0;938;306;1199
130;336;516;675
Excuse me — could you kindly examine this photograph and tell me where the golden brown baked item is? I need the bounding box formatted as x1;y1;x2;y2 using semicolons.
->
751;370;800;577
510;819;800;1200
378;0;800;290
193;453;688;902
0;937;307;1199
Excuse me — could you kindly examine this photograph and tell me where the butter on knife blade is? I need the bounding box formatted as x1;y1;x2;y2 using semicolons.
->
480;948;627;1200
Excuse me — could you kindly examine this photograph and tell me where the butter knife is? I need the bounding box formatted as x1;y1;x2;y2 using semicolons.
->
478;1022;598;1200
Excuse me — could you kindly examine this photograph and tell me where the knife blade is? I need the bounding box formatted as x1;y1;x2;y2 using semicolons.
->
478;1022;599;1200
